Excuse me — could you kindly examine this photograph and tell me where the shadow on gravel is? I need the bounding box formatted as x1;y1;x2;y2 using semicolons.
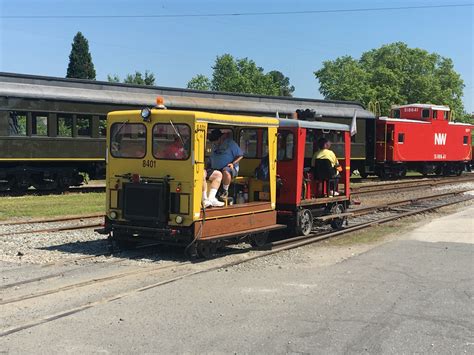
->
39;239;188;263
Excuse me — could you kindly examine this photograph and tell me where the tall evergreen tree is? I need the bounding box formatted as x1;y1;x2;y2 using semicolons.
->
66;32;96;80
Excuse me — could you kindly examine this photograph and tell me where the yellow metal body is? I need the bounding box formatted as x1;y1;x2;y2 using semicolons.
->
105;109;279;230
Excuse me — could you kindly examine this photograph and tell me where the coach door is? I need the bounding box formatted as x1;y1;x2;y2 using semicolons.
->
376;121;394;162
385;125;394;160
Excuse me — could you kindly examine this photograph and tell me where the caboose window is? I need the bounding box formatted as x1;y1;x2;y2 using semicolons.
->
398;133;405;143
152;123;190;160
463;136;468;145
57;115;73;137
8;111;27;136
393;109;400;118
422;109;430;119
110;123;146;158
77;116;92;137
239;129;258;158
432;110;437;119
443;111;449;120
32;113;48;136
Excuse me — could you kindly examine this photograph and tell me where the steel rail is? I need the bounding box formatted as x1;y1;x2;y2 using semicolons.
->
0;213;104;226
0;222;102;238
0;241;174;291
352;176;474;195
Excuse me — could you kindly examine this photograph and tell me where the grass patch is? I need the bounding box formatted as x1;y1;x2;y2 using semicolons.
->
0;193;105;220
327;219;417;246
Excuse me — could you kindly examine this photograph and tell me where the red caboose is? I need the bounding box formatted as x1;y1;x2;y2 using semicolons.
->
375;104;473;178
276;118;351;235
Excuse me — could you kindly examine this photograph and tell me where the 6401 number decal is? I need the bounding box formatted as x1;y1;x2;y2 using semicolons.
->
142;159;157;168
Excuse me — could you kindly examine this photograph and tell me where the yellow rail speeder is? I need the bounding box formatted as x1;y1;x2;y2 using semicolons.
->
100;102;284;257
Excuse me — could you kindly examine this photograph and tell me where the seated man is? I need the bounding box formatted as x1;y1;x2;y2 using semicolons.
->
202;129;243;206
311;137;342;196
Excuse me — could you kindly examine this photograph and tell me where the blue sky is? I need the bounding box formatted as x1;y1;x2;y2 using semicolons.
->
1;0;473;112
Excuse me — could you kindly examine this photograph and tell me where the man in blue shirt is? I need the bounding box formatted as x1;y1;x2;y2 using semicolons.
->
203;129;243;207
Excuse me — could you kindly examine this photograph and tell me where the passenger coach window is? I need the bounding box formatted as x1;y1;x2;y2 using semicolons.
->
32;113;48;136
153;123;190;160
239;129;258;158
77;116;92;136
277;131;294;161
110;123;146;158
99;117;107;137
8;111;27;136
57;115;73;137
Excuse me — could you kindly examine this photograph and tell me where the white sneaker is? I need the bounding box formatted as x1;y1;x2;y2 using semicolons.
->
209;198;225;207
203;199;212;208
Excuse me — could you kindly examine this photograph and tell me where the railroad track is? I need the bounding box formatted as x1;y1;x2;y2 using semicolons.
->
0;213;105;238
351;175;474;195
0;184;105;197
1;188;472;338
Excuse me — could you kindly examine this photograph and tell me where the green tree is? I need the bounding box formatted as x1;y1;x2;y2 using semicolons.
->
268;71;295;96
187;54;294;96
66;32;96;80
187;74;212;90
107;74;120;83
314;42;466;117
107;71;155;86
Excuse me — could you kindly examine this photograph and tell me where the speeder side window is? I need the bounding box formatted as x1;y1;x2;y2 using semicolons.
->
277;131;294;161
239;129;258;158
110;123;146;158
152;123;190;160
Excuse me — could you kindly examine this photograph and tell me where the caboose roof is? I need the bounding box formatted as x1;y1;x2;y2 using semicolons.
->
392;103;450;111
277;118;350;131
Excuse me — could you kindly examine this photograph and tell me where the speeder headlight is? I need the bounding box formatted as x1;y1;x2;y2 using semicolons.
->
141;107;151;121
175;215;183;224
110;211;118;219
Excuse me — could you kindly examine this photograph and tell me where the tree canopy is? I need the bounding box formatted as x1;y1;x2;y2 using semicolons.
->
314;42;466;119
66;32;96;80
107;71;156;86
187;54;294;96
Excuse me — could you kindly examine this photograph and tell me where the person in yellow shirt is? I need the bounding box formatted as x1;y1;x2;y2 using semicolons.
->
311;137;341;196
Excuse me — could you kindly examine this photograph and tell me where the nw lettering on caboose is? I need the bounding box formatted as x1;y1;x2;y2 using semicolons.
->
434;133;447;145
